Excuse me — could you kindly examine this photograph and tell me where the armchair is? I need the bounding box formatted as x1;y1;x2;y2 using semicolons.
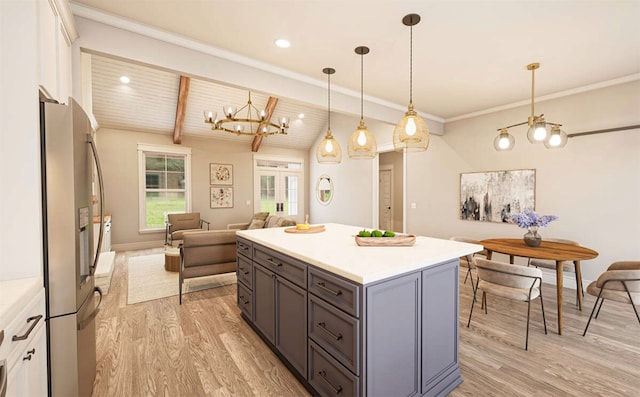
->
166;212;210;246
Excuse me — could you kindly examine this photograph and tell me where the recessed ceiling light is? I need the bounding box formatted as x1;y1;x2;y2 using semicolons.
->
298;113;305;119
275;39;290;48
120;76;130;84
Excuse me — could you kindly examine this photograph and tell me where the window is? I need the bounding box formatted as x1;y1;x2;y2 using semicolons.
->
138;144;191;232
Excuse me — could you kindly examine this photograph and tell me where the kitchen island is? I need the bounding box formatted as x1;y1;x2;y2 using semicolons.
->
236;223;482;397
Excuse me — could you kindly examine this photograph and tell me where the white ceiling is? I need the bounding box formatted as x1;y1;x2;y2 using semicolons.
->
74;0;640;147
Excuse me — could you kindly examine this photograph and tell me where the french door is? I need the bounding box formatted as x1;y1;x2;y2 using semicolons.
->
254;157;304;223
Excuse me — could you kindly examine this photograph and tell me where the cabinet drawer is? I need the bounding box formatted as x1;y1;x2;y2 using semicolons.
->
236;255;253;289
254;245;307;288
237;283;253;320
1;289;45;368
236;237;253;260
309;340;359;397
309;295;360;375
309;268;360;318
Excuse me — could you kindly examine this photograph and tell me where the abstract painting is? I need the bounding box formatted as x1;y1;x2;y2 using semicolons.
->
460;169;535;223
210;187;233;208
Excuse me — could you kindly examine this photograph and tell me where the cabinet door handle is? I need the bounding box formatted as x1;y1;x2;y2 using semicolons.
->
316;282;342;296
317;322;343;341
23;354;32;361
317;371;343;394
27;349;35;355
239;296;250;305
12;315;42;341
239;267;250;275
266;257;283;267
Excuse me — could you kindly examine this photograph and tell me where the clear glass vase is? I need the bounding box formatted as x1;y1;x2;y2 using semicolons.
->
523;227;542;247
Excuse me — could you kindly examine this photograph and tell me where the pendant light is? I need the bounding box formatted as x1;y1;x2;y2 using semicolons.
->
316;67;342;163
393;13;429;152
348;46;377;160
495;63;567;151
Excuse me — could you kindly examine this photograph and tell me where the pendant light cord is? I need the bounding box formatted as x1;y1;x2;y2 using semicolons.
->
409;24;413;105
360;52;364;119
328;72;331;129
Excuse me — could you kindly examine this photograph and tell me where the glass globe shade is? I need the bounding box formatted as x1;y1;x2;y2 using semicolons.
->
493;130;515;151
316;130;342;164
543;126;568;149
393;104;429;152
348;120;377;159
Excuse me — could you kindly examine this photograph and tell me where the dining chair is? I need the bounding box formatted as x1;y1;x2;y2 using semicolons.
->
450;236;487;294
468;258;547;350
527;238;582;307
582;261;640;336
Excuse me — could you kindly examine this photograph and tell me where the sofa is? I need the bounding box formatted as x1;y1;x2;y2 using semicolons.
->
227;211;297;230
179;229;236;304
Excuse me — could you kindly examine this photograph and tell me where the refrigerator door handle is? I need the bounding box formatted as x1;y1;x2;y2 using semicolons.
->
88;134;104;274
78;287;103;331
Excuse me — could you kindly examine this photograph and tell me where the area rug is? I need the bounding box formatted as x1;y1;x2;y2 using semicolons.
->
127;253;236;304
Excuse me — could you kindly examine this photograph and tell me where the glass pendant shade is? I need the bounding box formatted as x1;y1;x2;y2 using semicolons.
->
527;117;549;143
348;119;377;159
393;103;430;152
544;125;568;149
317;129;342;164
493;129;515;151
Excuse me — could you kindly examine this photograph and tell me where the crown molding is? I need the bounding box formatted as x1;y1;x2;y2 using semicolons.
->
52;0;78;43
70;2;444;124
446;73;640;123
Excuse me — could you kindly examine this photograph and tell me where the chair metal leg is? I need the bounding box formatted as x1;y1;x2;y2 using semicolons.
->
463;267;470;284
595;298;605;318
583;289;605;336
467;288;478;328
539;294;547;334
483;291;488;314
525;298;532;351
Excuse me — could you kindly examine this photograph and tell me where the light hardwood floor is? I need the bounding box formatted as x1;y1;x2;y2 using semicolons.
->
92;249;639;396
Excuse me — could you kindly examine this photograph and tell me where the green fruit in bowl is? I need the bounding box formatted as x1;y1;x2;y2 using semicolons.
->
358;229;372;237
383;231;396;237
371;230;383;237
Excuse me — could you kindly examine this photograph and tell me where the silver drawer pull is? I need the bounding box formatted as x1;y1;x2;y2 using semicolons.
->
266;257;283;267
318;370;343;394
239;296;250;305
316;282;342;296
317;322;343;341
12;315;42;341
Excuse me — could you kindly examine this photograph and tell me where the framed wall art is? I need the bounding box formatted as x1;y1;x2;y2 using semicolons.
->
210;187;233;208
460;169;535;223
210;163;233;185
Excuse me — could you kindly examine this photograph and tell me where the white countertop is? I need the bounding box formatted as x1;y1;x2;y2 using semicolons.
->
237;223;483;284
0;277;44;332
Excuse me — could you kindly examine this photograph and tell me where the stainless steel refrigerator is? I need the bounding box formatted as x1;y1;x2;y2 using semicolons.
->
40;98;104;397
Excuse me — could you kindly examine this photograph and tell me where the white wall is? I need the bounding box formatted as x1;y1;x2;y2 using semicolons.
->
407;81;640;285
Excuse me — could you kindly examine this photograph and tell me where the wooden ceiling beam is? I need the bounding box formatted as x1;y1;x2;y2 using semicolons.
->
251;96;279;152
173;75;190;144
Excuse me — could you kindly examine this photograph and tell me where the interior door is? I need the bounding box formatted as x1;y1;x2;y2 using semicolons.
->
379;168;392;231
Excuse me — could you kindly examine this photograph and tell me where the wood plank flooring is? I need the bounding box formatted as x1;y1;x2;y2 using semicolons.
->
92;249;640;396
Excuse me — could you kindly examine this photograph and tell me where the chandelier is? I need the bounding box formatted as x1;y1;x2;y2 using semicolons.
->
494;63;568;151
204;91;289;136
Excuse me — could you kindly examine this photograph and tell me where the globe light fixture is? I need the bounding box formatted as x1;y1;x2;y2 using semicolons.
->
316;67;342;164
493;128;515;151
348;46;377;160
496;63;567;151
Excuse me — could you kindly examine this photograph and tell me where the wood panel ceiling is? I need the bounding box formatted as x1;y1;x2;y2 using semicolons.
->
90;54;328;150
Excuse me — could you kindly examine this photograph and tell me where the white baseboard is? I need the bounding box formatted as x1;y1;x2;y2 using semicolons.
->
111;240;165;252
540;268;593;290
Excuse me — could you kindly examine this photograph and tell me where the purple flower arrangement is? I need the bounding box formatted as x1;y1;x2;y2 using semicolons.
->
510;208;558;229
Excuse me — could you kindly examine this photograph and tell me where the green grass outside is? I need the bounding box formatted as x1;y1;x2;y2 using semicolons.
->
146;194;185;228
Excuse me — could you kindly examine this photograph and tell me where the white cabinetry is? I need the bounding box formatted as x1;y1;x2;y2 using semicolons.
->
0;284;47;397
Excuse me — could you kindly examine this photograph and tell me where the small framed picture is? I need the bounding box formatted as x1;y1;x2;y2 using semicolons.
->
210;163;233;185
210;187;233;208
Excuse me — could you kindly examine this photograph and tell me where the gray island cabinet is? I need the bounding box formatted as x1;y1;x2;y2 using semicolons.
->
236;223;482;397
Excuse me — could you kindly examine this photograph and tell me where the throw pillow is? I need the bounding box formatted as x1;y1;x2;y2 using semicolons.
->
248;219;266;229
279;219;297;227
252;212;270;222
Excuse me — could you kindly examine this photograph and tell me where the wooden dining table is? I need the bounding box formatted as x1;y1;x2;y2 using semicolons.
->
479;238;598;335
